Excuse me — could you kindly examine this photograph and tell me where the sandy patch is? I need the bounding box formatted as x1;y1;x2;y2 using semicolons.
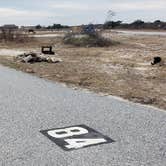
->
33;34;64;38
134;67;149;71
113;30;166;36
0;49;25;57
0;48;39;57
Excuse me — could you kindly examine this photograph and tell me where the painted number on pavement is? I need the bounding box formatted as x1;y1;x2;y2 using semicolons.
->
40;125;114;151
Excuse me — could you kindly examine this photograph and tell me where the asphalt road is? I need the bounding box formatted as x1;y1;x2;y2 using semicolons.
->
0;65;166;166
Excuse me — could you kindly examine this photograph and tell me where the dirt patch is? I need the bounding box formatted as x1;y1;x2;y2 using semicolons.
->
0;32;165;110
0;49;25;56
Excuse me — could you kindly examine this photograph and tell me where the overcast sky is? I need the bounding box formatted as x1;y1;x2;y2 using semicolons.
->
0;0;166;26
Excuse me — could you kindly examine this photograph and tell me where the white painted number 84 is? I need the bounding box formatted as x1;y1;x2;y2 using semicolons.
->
47;127;107;149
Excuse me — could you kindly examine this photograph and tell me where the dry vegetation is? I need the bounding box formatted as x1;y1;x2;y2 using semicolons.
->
0;31;166;110
0;29;33;43
63;33;119;47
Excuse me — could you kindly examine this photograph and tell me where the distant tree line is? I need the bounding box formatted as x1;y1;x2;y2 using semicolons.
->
103;20;166;30
34;20;166;30
35;24;69;30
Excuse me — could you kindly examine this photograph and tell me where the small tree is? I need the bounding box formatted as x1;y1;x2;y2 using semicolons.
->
36;25;42;29
131;20;144;29
103;10;116;30
106;10;115;22
103;21;122;29
52;24;63;29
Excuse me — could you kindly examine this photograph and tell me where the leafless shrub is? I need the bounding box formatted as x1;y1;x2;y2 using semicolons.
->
0;29;33;43
63;32;119;47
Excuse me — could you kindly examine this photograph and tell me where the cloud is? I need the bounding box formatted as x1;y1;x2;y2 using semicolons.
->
0;0;166;25
111;0;166;11
50;0;166;11
0;7;63;25
50;2;103;11
0;8;55;18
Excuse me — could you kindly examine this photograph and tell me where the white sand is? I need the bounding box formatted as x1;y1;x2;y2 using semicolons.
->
0;49;25;57
33;34;64;38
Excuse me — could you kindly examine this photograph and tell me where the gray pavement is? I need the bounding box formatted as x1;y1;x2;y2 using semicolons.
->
0;65;166;166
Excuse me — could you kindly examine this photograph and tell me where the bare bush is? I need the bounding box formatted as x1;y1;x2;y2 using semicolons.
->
63;32;118;47
0;29;33;43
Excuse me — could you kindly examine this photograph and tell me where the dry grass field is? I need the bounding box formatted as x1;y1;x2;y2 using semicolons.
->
0;31;165;109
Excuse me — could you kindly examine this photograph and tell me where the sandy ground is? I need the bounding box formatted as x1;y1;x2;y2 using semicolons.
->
112;30;166;36
0;31;165;110
0;49;25;56
33;34;64;38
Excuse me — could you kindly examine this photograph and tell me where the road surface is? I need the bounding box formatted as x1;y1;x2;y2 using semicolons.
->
0;65;165;166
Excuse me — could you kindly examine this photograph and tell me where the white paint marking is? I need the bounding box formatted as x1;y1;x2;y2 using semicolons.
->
65;138;107;149
47;127;88;139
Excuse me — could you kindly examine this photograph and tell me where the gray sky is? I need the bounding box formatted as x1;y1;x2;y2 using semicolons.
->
0;0;166;26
